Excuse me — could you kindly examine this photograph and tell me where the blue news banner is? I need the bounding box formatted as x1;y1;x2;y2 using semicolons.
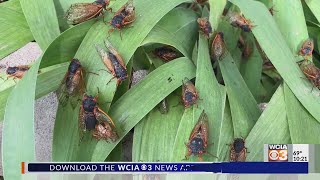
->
24;162;308;174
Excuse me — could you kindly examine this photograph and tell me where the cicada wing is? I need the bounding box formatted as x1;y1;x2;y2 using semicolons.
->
95;44;115;74
65;3;102;24
198;111;209;146
79;105;86;133
229;146;237;162
56;73;70;106
236;149;247;162
301;61;318;78
95;107;116;128
17;65;31;71
183;78;197;94
69;69;85;108
104;40;126;69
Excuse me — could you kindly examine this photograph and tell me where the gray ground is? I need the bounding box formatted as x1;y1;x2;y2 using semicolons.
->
0;43;147;177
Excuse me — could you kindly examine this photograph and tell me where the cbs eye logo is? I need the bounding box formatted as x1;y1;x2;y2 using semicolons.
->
268;144;288;161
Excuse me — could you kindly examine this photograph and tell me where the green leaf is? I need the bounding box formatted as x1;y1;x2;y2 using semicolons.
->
2;59;40;180
239;33;264;102
52;0;192;162
142;7;199;60
219;52;261;137
229;0;320;123
272;0;320;144
92;58;196;161
169;108;198;161
40;20;95;68
194;35;226;161
132;94;184;161
273;0;309;54
169;35;227;162
132;7;199;162
0;0;33;59
0;64;68;121
284;85;320;143
20;0;60;50
209;0;227;30
218;101;234;161
305;0;320;24
246;85;291;161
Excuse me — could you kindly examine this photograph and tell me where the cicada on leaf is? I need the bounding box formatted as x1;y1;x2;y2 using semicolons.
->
65;0;111;25
0;65;30;81
229;138;247;162
108;0;136;39
158;98;169;114
228;12;255;32
197;17;212;38
185;111;213;161
79;94;118;142
93;121;118;143
95;40;128;86
210;32;226;62
299;60;320;91
182;78;199;108
237;35;253;59
153;46;179;62
299;38;314;60
56;59;85;107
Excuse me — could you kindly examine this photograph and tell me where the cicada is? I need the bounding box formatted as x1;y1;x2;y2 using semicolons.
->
0;65;30;81
65;0;111;25
182;78;199;108
185;111;211;161
143;174;160;180
153;46;179;62
95;40;128;86
299;60;320;90
228;12;255;32
237;35;253;59
93;121;118;142
229;138;247;162
299;38;314;59
56;59;85;107
210;32;226;61
158;98;169;114
79;94;116;135
108;0;136;39
197;17;212;38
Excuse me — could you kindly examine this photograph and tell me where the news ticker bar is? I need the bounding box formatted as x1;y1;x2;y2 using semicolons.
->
22;162;308;174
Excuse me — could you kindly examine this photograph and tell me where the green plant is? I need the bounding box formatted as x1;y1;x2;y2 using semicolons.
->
1;0;320;179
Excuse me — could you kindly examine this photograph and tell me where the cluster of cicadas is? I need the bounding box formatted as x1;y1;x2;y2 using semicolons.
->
297;38;320;91
184;110;248;161
65;0;135;39
56;38;131;143
197;12;256;63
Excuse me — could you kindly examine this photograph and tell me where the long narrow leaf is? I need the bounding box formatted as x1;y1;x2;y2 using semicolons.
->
20;0;60;50
2;59;40;180
91;58;196;161
229;0;320;123
0;0;33;59
246;85;291;161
